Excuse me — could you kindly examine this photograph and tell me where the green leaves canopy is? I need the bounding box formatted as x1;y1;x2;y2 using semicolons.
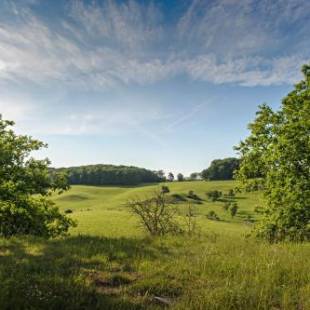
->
235;65;310;242
0;119;75;238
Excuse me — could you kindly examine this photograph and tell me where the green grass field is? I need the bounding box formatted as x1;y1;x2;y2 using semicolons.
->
52;180;263;237
1;181;309;309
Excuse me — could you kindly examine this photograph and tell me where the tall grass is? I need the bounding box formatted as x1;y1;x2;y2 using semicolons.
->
0;181;309;309
0;234;309;309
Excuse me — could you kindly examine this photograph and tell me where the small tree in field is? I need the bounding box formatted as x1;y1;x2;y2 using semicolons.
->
235;65;310;242
189;172;200;180
230;203;238;218
0;118;76;238
126;190;181;236
168;172;174;182
177;173;184;181
161;185;170;194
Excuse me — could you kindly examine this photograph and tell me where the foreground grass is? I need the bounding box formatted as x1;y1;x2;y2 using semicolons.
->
0;234;309;309
0;181;309;309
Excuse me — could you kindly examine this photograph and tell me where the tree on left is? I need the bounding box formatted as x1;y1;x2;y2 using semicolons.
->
0;118;76;238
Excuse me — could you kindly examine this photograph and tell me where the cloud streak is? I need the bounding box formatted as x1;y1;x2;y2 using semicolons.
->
0;0;309;89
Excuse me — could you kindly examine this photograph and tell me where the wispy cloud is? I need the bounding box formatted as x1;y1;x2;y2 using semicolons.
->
164;102;209;132
0;0;309;89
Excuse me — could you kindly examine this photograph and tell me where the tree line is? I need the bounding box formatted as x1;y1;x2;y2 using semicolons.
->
53;165;164;186
51;158;241;186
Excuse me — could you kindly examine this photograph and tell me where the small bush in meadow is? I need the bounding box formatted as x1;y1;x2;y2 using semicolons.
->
230;203;238;217
207;210;220;221
161;185;170;194
206;190;222;201
126;191;182;236
187;190;202;201
227;189;235;197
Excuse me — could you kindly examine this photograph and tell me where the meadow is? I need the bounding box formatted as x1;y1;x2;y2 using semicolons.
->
0;181;309;309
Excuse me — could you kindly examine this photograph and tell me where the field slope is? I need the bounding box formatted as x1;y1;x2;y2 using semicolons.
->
0;181;309;309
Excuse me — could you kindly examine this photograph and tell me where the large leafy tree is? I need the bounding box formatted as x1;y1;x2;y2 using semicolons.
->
0;118;75;238
235;65;310;242
201;158;240;180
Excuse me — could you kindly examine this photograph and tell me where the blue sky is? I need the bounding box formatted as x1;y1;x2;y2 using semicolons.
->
0;0;309;175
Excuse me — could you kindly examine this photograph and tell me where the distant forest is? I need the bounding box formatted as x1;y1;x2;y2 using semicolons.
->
52;158;240;186
201;158;240;180
54;165;164;186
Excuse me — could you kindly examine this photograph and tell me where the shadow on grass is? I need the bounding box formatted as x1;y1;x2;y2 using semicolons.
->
0;235;160;310
76;182;161;189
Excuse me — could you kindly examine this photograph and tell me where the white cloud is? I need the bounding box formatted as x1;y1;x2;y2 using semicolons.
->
184;54;307;86
0;96;33;121
0;0;309;89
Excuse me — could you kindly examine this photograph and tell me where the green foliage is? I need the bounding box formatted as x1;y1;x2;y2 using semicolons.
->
207;210;220;221
189;172;200;180
55;165;164;186
156;169;166;181
187;190;202;201
230;203;238;217
168;172;174;182
0;118;75;238
227;189;235;197
161;185;170;194
235;65;310;242
201;157;240;180
177;173;184;181
169;193;188;203
206;190;222;201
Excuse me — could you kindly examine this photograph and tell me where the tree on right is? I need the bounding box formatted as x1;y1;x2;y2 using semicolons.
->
235;64;310;242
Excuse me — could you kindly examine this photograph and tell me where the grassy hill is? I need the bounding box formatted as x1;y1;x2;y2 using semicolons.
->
52;180;263;237
0;181;309;309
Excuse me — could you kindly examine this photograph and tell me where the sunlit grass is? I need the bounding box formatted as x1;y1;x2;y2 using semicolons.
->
0;181;309;309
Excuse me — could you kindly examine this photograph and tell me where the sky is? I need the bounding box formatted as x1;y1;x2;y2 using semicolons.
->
0;0;309;176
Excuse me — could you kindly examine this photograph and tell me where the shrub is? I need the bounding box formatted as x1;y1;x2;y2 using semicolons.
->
161;185;170;194
187;190;202;201
126;191;182;236
207;210;220;221
244;214;254;223
65;209;73;214
227;189;235;197
206;190;222;201
170;193;187;203
177;173;184;181
230;203;238;217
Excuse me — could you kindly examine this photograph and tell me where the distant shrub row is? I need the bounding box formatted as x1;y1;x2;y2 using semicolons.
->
53;165;164;186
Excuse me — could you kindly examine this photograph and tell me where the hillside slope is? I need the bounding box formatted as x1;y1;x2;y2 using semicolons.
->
52;180;263;236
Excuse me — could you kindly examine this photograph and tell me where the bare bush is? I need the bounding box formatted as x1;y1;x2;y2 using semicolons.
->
185;202;197;235
126;191;182;236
